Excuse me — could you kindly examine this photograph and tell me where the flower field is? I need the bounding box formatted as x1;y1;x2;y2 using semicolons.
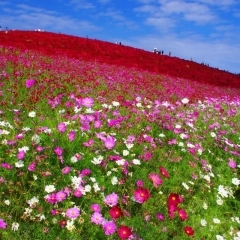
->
0;31;240;239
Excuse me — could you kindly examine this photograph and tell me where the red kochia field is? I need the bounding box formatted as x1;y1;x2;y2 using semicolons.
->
0;30;239;88
0;30;240;240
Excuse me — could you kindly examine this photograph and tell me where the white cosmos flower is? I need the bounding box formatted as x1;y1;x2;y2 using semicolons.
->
181;98;189;104
213;218;221;224
84;185;91;192
112;101;120;107
111;176;118;185
123;150;129;156
45;185;56;193
15;161;24;168
132;159;141;165
28;111;36;118
4;200;10;205
232;178;240;186
11;222;19;231
200;219;207;226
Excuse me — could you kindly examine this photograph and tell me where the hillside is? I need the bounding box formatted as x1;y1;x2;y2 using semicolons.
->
0;30;239;89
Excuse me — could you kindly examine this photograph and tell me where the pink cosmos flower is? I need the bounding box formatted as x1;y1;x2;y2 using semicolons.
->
103;135;116;150
91;204;101;212
82;97;94;108
104;193;119;207
62;166;71;174
178;209;188;221
83;139;94;147
133;187;150;204
0;218;7;229
149;173;163;188
68;130;76;141
228;159;237;168
65;207;80;219
156;213;165;221
136;180;144;187
102;221;116;235
73;188;83;198
57;122;66;133
45;193;57;205
56;190;67;202
28;162;36;171
54;146;63;156
91;212;104;225
17;150;25;160
94;120;102;128
1;163;13;170
25;79;35;88
81;169;91;176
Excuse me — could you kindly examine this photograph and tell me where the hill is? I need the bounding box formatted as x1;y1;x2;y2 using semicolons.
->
0;30;239;88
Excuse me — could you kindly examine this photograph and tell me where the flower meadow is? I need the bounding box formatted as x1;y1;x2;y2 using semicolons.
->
0;35;240;240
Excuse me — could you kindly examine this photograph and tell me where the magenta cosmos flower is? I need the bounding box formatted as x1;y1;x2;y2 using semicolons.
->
133;187;150;204
0;218;7;229
25;79;35;88
65;207;80;219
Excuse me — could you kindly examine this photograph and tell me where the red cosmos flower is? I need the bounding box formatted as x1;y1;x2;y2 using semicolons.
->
118;225;132;239
178;208;188;221
59;219;67;228
133;187;150;204
184;226;194;236
167;193;183;206
109;206;123;219
159;166;169;178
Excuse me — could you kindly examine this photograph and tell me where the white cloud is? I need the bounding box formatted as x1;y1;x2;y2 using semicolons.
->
145;17;175;30
0;3;100;34
69;0;94;9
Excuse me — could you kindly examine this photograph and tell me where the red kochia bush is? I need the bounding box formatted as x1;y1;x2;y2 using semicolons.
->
0;30;239;88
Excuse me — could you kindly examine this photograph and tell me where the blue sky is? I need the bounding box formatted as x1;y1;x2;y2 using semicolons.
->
0;0;239;74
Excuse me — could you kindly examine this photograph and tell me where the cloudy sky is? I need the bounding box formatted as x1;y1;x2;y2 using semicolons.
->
0;0;239;73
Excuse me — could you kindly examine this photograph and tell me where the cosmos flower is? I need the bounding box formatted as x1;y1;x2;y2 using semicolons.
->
65;207;80;220
133;187;150;204
91;212;104;225
104;193;119;207
184;226;194;236
25;79;35;88
159;166;170;178
109;206;123;219
118;225;132;239
0;218;7;229
149;173;163;188
102;221;116;235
